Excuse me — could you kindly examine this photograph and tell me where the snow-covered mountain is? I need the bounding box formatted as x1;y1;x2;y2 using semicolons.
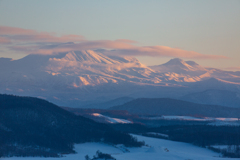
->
0;50;164;106
0;50;151;91
150;58;207;74
149;58;240;83
0;50;163;87
0;52;240;107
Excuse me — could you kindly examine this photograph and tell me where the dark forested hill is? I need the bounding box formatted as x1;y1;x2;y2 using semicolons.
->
109;98;240;117
0;94;143;157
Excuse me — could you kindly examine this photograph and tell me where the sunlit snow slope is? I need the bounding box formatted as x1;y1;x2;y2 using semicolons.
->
92;113;132;124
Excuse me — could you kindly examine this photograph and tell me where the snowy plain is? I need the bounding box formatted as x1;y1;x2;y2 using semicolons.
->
149;115;239;121
2;135;239;160
91;113;132;124
91;113;240;126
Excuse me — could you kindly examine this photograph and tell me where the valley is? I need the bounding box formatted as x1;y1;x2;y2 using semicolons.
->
2;134;239;160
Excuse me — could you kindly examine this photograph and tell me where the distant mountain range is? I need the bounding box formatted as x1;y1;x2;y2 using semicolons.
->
80;96;135;109
1;50;240;107
109;98;240;117
180;89;240;108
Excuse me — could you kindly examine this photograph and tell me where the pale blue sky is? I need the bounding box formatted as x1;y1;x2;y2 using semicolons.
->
0;0;239;69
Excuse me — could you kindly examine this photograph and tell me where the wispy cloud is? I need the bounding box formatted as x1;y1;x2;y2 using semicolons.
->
0;26;85;43
0;37;11;44
103;46;228;59
224;67;240;71
0;26;228;59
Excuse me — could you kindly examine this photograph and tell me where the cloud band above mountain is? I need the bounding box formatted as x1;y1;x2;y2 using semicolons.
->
0;26;227;59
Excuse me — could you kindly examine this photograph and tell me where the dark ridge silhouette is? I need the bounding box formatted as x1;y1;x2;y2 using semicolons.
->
0;94;143;157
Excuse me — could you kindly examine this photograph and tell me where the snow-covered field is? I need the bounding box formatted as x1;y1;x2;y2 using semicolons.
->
146;115;240;126
92;114;240;125
2;135;239;160
92;113;132;123
150;115;239;121
211;145;240;153
211;145;229;150
146;132;169;138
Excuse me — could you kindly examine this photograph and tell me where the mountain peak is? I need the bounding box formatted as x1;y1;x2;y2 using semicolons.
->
149;58;207;77
163;58;200;67
162;58;195;71
54;50;121;64
161;58;204;72
164;58;185;65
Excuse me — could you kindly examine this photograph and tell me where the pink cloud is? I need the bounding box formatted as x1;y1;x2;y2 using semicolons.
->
8;40;135;54
0;26;84;43
105;46;228;59
114;39;138;44
0;26;36;35
0;37;11;44
27;43;227;59
0;26;228;60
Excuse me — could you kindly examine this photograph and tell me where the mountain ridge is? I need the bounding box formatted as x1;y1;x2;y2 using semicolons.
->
109;98;240;117
180;89;240;108
1;51;240;107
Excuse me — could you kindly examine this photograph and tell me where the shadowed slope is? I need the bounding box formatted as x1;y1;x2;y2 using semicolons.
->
109;98;240;117
0;94;143;157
